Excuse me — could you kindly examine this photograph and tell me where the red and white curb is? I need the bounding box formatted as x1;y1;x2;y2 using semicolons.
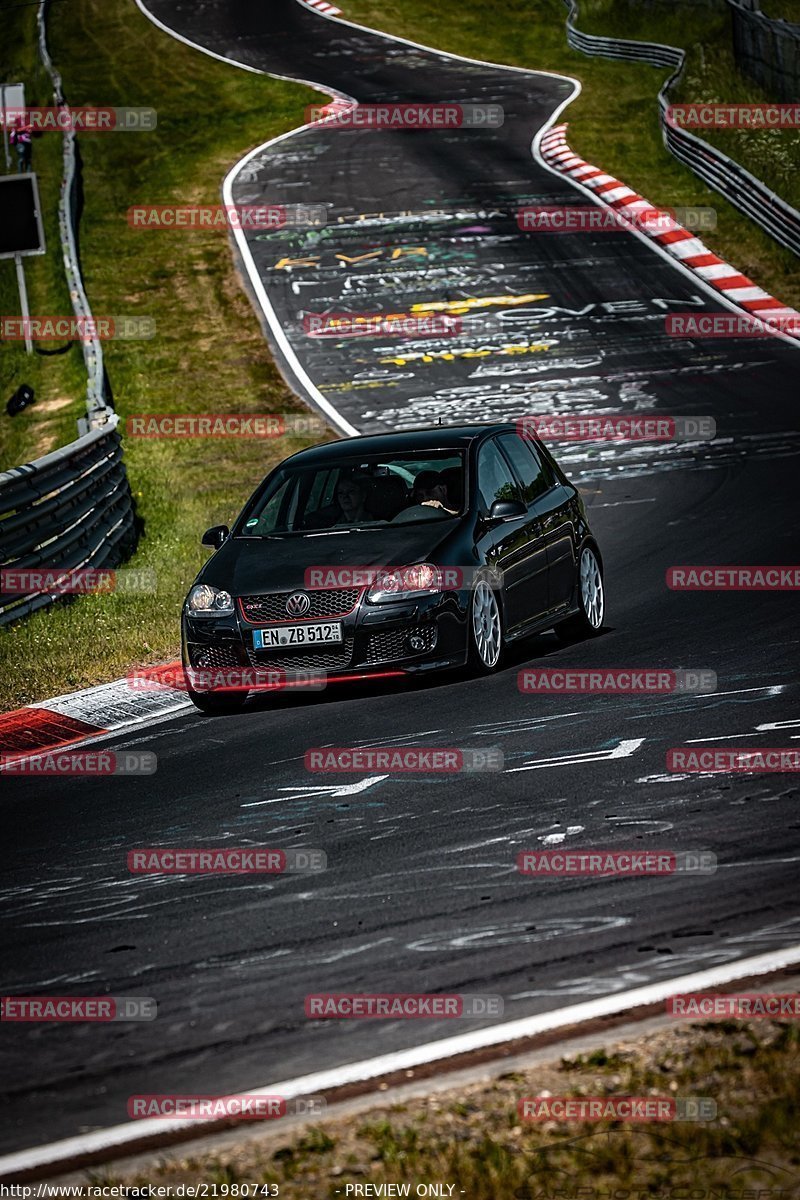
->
0;666;190;766
539;123;800;336
300;0;342;15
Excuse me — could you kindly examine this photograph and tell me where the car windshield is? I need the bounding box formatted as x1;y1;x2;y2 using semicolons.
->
235;451;466;536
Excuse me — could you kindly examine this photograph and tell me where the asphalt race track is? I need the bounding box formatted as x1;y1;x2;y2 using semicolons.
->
2;0;800;1157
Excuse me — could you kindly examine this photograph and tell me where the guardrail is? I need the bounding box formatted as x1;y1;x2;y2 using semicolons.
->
0;416;136;626
562;0;800;258
0;3;138;627
37;0;111;426
728;0;800;103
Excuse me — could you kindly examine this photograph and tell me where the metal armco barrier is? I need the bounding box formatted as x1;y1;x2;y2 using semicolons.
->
37;0;110;425
728;0;800;104
0;416;136;626
0;3;139;626
563;0;800;258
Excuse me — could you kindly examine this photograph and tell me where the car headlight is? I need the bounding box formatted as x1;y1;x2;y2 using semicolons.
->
186;583;234;616
367;563;442;603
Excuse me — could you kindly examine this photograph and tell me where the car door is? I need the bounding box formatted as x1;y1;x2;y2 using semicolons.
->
498;433;578;612
476;437;548;630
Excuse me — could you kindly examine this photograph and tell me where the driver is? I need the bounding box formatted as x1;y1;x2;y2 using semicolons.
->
391;471;459;523
411;470;458;515
334;474;369;523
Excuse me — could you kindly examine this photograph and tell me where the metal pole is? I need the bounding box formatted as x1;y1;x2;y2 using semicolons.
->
15;254;33;354
1;86;10;171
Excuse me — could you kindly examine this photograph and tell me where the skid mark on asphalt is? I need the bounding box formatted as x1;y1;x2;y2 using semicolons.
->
510;916;800;999
406;916;630;953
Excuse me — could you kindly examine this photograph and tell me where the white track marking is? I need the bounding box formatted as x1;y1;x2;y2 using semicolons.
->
507;737;645;773
241;776;389;806
4;945;800;1180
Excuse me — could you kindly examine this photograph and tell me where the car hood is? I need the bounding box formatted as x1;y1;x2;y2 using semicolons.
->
197;522;461;594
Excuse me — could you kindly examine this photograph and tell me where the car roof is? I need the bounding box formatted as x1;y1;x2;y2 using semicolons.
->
282;422;523;465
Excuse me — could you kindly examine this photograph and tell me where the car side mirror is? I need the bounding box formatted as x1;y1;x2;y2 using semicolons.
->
488;498;527;522
202;524;229;549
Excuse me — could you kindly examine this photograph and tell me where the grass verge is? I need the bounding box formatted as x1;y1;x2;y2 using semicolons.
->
0;2;88;470
340;0;799;309
93;1020;800;1196
0;0;328;711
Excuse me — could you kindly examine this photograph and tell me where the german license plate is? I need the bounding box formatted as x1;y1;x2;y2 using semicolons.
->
253;622;343;650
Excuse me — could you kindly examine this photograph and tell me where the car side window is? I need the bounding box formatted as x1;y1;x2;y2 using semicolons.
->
497;433;552;504
477;439;521;513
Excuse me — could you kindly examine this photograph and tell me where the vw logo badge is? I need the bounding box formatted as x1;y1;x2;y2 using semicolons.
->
286;591;311;617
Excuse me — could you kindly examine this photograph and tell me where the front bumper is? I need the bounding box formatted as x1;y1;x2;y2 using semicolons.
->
182;587;469;690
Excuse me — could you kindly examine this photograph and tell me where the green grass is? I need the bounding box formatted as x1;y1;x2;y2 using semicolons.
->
0;0;329;711
91;1020;800;1197
760;0;800;20
340;0;800;309
580;0;800;211
0;2;88;469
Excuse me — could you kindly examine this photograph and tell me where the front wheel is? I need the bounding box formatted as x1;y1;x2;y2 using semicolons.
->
555;544;605;642
469;578;504;673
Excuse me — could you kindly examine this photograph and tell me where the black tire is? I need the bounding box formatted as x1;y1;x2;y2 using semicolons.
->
468;578;504;673
555;543;605;643
187;687;249;715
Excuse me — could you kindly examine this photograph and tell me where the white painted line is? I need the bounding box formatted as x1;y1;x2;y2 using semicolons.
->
507;736;645;773
3;944;800;1180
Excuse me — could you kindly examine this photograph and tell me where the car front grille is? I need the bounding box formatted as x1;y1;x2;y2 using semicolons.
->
239;588;362;624
246;634;355;673
360;625;436;665
188;643;240;670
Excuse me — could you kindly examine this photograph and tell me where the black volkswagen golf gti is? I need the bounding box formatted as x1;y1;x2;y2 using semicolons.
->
181;423;605;711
